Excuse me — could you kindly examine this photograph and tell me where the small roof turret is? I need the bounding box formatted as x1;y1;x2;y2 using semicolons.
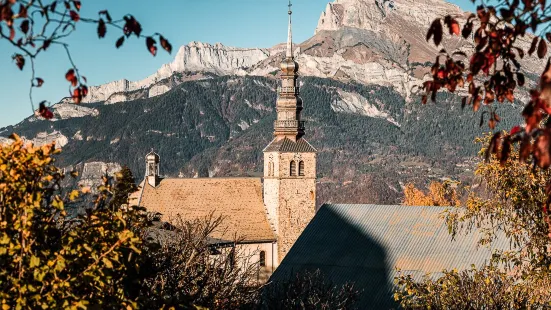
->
146;150;160;163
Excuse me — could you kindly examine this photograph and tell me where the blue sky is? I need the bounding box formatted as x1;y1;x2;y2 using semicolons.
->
0;0;474;128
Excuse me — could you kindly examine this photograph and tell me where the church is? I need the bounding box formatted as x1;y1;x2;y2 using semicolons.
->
131;4;314;280
131;4;509;307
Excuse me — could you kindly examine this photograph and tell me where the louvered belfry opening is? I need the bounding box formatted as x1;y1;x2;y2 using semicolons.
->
290;161;296;176
299;161;305;176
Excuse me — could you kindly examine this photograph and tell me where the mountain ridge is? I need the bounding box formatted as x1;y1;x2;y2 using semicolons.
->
0;0;537;203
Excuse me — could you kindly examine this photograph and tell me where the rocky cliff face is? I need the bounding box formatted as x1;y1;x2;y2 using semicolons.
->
66;42;272;105
59;0;547;105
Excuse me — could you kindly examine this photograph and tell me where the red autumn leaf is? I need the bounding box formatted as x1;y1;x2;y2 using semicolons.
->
65;69;75;82
519;134;531;163
517;73;525;87
73;1;81;11
13;54;24;70
65;69;78;86
523;103;543;132
18;4;28;18
69;10;80;22
540;58;551;105
35;78;44;87
38;101;54;120
115;36;124;48
146;36;157;56
486;132;502;161
488;118;496;130
20;19;29;34
529;37;539;56
506;89;514;103
123;15;142;37
510;125;522;135
41;39;51;51
97;18;106;38
473;95;482;112
426;19;443;46
81;85;88;97
500;137;512;165
535;131;551;168
1;5;14;24
160;35;172;54
9;27;15;40
462;22;473;38
72;88;82;104
538;39;548;59
450;22;460;35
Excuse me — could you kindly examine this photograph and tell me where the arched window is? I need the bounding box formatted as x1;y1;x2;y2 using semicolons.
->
259;251;266;267
290;161;296;176
299;161;305;176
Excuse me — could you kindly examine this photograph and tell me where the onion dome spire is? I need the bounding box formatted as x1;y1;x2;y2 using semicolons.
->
273;0;303;142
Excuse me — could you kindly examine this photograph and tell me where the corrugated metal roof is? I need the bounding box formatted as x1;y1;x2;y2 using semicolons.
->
263;137;317;153
270;204;511;309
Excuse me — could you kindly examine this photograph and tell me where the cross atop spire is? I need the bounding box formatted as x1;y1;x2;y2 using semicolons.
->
286;0;293;59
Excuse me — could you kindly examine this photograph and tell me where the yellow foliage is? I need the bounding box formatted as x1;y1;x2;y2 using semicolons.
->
0;134;147;309
402;181;460;207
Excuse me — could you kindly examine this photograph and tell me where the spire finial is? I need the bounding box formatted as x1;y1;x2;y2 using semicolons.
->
286;0;293;59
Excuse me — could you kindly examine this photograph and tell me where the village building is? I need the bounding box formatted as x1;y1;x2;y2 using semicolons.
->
131;2;510;306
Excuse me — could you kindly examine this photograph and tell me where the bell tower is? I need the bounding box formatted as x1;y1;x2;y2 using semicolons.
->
145;150;160;187
263;1;317;263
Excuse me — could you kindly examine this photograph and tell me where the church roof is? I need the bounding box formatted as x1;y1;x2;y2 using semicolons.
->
270;204;511;309
263;138;317;153
133;178;276;243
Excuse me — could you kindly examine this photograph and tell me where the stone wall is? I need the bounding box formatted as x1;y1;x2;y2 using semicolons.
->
276;152;316;262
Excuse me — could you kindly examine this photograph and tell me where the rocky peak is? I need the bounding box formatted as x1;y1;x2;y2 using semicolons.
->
315;0;463;34
65;41;271;105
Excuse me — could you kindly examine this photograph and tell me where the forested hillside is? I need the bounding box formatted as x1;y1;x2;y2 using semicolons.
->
0;76;523;204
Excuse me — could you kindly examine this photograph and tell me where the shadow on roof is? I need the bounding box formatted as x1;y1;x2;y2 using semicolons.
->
269;205;395;309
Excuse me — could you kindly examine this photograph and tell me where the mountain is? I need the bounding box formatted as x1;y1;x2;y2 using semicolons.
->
0;0;537;204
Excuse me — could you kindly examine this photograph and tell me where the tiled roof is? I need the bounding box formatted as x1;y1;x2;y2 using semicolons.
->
135;178;276;242
263;138;317;153
270;204;511;309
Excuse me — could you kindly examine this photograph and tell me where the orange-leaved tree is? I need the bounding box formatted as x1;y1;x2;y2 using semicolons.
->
0;0;171;118
402;181;461;207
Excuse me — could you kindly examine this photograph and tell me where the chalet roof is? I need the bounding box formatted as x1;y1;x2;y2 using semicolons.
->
133;178;276;243
270;204;511;309
263;138;317;153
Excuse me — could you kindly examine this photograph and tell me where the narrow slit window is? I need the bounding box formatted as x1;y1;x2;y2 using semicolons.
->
299;161;305;176
259;251;266;267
